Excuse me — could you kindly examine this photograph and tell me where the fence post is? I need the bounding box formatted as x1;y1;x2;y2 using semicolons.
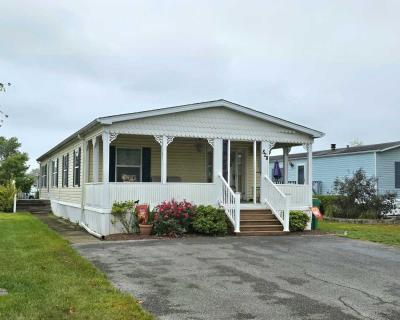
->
283;197;290;232
235;192;241;233
12;180;17;213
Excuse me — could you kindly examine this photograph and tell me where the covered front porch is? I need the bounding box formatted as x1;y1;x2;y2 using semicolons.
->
83;132;313;232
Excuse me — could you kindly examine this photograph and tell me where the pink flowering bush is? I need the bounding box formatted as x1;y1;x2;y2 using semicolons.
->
153;200;196;236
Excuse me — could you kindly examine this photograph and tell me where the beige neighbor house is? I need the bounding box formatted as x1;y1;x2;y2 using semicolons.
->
37;100;324;237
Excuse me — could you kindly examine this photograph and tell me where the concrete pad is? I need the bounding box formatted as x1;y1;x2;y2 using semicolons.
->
35;213;100;244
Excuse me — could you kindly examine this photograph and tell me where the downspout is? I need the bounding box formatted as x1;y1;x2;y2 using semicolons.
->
78;135;105;239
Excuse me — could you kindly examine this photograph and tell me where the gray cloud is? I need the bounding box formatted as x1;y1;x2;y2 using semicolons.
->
1;0;399;168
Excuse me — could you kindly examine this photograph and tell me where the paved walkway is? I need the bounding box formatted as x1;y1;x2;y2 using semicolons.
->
35;213;100;244
75;235;400;320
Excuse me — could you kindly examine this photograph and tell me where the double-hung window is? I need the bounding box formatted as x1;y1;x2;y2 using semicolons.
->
62;154;69;187
73;148;81;187
395;162;400;189
51;158;59;187
40;164;48;188
116;148;142;182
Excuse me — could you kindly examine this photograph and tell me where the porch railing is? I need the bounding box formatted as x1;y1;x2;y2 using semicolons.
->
85;182;217;209
218;174;240;233
276;184;312;209
264;175;289;232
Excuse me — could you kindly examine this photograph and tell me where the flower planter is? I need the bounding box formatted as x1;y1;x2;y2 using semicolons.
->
139;224;153;236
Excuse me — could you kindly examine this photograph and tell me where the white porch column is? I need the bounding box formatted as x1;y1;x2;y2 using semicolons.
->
283;147;291;184
208;138;223;204
161;136;168;184
155;135;174;184
93;136;100;183
227;140;231;186
102;131;111;209
253;141;257;204
304;143;313;186
260;140;275;203
85;141;90;184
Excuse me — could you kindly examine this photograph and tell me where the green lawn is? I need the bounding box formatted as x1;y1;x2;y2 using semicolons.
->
0;213;153;320
318;220;400;247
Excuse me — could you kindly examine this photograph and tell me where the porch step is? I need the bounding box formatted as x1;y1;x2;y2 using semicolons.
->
240;225;283;232
16;200;52;214
237;231;286;236
238;208;285;236
240;219;281;225
241;214;275;220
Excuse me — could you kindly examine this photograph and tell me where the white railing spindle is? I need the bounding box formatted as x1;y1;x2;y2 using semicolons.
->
264;175;289;232
218;174;240;233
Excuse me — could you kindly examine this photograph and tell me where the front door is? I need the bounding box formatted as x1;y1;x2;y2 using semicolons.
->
230;150;246;200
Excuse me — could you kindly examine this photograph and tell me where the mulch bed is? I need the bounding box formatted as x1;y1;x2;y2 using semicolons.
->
104;233;208;241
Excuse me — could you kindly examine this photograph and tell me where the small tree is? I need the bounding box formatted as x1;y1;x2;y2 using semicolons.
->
333;169;396;218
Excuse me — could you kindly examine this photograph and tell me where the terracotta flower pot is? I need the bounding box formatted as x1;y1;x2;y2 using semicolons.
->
139;224;153;236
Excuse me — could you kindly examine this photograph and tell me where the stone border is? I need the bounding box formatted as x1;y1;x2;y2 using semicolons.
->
324;217;400;224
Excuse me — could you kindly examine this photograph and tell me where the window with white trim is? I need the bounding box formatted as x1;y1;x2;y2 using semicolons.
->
116;148;142;182
62;154;69;187
73;148;81;187
40;164;48;188
51;158;58;187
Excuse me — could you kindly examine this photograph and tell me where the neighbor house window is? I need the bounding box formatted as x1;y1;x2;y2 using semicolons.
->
395;162;400;189
40;164;48;188
297;165;305;185
73;148;81;187
62;154;69;187
116;148;141;182
51;158;59;188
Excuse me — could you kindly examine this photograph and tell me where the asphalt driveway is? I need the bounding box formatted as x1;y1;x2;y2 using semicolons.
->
74;235;400;320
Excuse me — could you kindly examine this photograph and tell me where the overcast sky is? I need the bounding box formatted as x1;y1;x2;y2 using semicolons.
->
1;0;399;169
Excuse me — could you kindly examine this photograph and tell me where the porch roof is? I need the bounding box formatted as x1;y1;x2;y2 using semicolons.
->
37;99;324;162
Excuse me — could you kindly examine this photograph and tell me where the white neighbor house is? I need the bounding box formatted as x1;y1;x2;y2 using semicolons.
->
37;100;324;236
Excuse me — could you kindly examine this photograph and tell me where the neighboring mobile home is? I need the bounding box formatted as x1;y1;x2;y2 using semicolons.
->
270;142;400;196
37;99;323;236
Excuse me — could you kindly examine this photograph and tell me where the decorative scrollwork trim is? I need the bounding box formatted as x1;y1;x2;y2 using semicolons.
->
207;138;214;149
166;136;174;146
302;143;312;152
109;132;119;143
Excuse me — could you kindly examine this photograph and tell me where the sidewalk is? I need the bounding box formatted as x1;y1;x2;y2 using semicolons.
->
35;213;100;244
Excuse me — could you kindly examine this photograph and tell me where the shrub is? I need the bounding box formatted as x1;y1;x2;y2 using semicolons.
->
192;205;227;236
111;201;139;234
332;169;396;218
0;181;17;212
153;200;196;237
289;210;310;232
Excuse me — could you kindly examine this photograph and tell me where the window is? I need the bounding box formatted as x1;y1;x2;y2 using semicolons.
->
395;162;400;189
297;165;305;185
40;164;48;188
62;154;69;187
51;158;59;187
116;148;141;182
73;148;81;187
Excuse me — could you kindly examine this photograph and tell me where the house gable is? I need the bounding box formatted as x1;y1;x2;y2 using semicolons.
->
109;106;314;144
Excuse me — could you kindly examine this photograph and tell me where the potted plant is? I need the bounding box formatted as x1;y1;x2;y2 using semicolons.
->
137;205;153;236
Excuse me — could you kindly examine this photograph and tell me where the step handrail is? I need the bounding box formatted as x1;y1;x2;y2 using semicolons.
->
218;173;240;232
264;175;289;232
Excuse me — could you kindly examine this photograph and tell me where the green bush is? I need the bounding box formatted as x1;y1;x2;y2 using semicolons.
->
0;181;17;212
289;210;310;232
111;201;138;234
192;205;227;236
153;200;196;237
